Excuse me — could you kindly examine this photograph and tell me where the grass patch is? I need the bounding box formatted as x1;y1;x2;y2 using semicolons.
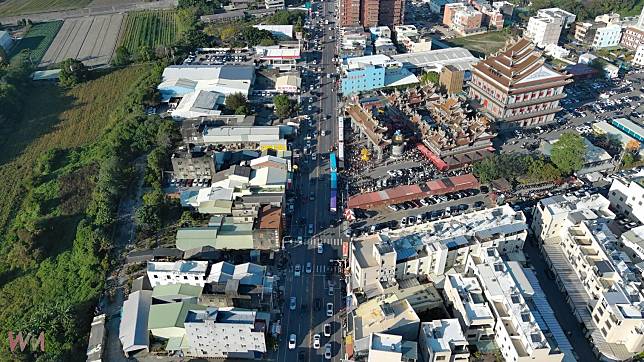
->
118;10;183;53
0;0;91;17
445;30;512;57
0;65;151;239
9;21;63;64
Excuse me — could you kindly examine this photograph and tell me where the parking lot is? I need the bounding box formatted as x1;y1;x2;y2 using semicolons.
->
498;70;644;154
346;188;492;238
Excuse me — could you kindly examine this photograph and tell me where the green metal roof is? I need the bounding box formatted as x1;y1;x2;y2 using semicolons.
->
152;284;203;298
148;302;206;330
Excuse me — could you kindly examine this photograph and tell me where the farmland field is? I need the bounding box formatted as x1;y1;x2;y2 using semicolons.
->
118;10;183;53
40;14;123;67
0;0;91;17
9;21;63;63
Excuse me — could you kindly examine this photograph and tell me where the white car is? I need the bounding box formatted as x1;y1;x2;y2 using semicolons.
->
317;243;324;254
324;323;331;337
326;302;334;317
324;343;332;359
294;264;301;277
306;262;312;274
313;334;321;349
288;334;297;349
328;287;334;296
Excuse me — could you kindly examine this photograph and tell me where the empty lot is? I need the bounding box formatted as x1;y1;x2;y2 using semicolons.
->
40;14;123;67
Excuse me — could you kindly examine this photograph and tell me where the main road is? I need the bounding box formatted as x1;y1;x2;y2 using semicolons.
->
278;0;345;361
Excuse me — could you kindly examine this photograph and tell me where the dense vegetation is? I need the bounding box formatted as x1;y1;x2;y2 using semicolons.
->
9;21;63;64
0;0;90;17
118;10;187;55
474;133;587;184
0;58;166;358
526;0;644;20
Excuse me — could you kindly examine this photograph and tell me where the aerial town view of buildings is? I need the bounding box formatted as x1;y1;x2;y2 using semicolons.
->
1;0;644;361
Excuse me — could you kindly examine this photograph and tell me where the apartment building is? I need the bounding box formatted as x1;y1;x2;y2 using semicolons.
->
608;174;644;222
621;26;644;50
340;54;419;95
526;14;564;48
469;38;572;129
147;261;210;287
348;205;528;296
393;25;432;53
340;0;404;27
352;297;420;340
418;319;469;362
353;333;418;362
200;261;274;309
439;64;465;94
443;3;483;36
533;193;644;360
184;307;267;359
264;0;284;9
442;273;495;342
593;24;623;48
470;248;564;362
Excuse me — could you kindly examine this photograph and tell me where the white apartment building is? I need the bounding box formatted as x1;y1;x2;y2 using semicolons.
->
534;193;644;360
532;193;614;243
536;8;576;28
470;248;564;362
442;273;495;342
352;298;420;340
620;226;644;265
393;25;432;53
349;206;528;295
264;0;284;9
370;26;392;39
593;24;623;49
184;307;266;359
147;261;209;287
634;44;644;66
608;175;644;223
418;319;469;362
527;15;564;48
353;333;418;362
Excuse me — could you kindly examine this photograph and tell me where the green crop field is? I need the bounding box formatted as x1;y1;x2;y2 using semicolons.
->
9;21;63;64
0;0;91;17
118;10;183;53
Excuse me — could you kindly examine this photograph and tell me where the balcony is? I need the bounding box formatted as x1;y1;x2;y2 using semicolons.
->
506;92;567;109
503;106;563;122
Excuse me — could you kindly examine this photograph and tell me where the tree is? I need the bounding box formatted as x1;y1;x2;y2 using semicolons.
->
420;71;440;86
625;139;641;153
112;46;131;66
225;92;249;112
274;94;296;118
550;132;587;175
135;205;161;233
58;58;88;87
136;45;155;62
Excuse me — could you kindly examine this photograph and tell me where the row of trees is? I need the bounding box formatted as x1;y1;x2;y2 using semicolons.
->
525;0;642;20
474;133;587;184
0;52;33;128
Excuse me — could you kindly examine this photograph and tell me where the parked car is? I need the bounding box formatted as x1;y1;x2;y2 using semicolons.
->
324;323;331;337
326;303;334;317
324;343;332;359
313;334;321;349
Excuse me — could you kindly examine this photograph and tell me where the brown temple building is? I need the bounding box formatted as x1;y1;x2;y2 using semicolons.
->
468;38;572;129
341;0;404;28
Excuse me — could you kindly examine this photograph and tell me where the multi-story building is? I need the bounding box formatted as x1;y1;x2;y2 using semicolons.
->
621;26;644;50
635;44;644;66
201;261;274;309
608;173;644;222
592;24;623;48
184;307;267;359
468;38;572;129
469;248;564;362
443;3;483;36
370;26;392;40
418;319;469;362
172;145;217;181
537;7;576;28
264;0;284;9
352;297;420;340
147;261;209;287
526;14;565;48
442;273;495;342
340;0;404;27
574;22;600;43
439;65;465;94
429;0;460;15
393;25;432;53
348;205;528;292
534;193;644;360
353;333;418;362
340;54;419;95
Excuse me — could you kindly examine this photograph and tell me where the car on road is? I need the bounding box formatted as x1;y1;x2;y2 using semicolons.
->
288;334;297;349
294;264;301;277
308;224;314;234
326;302;334;317
328;287;334;296
315;297;322;311
299;350;305;361
324;323;331;336
318;243;324;254
313;334;321;349
290;296;297;310
306;262;312;274
324;343;332;359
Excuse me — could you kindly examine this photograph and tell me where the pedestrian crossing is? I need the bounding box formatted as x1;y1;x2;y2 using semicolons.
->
305;237;344;246
287;264;343;274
